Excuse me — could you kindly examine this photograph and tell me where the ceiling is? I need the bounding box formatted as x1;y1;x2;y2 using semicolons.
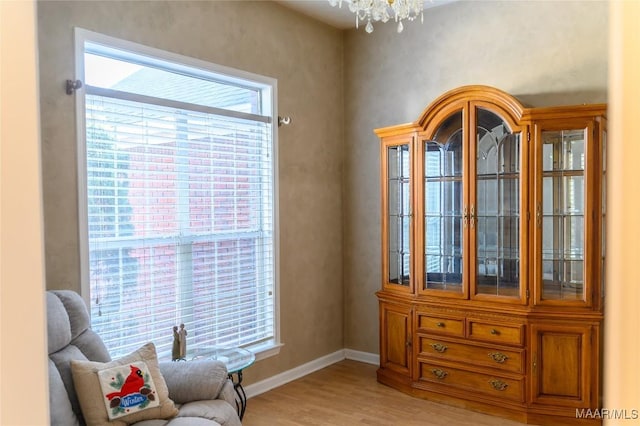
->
276;0;457;30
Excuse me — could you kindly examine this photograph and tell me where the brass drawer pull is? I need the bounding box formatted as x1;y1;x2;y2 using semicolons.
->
488;352;509;363
431;368;448;379
436;322;445;328
490;328;500;335
430;343;448;353
489;379;508;391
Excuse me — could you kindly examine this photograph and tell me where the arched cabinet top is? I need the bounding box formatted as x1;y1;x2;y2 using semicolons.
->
416;85;525;128
375;85;526;138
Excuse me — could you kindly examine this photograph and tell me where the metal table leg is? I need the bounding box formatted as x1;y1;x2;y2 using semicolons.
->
228;370;247;420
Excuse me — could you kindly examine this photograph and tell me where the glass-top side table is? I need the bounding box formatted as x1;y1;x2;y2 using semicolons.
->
189;346;255;420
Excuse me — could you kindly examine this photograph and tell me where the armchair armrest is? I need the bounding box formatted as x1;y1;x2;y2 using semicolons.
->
218;379;238;408
159;360;232;405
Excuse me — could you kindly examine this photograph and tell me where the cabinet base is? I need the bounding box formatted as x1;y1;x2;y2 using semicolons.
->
376;369;602;426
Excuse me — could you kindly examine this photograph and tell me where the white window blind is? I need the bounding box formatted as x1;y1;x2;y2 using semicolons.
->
78;35;277;360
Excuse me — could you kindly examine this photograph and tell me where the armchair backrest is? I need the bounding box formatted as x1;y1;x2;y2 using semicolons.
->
47;290;111;426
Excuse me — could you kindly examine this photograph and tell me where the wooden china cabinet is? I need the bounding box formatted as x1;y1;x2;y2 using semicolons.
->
377;86;606;425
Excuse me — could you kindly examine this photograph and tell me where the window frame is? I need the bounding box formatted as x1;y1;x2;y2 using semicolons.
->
74;28;281;360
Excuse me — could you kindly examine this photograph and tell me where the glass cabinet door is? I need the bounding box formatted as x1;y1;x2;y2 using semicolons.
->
423;111;464;294
540;128;586;301
387;143;411;286
474;108;522;298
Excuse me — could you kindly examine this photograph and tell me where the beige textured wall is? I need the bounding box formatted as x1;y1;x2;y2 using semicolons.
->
343;0;609;353
37;0;344;384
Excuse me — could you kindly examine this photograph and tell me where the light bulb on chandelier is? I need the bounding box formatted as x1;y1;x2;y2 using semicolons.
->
328;0;426;33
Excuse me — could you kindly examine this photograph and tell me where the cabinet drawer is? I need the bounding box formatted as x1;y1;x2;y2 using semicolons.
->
418;336;524;374
418;361;524;402
467;320;524;346
417;314;464;337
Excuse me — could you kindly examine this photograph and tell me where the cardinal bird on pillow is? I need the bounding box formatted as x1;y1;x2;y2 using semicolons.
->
106;365;145;400
98;361;159;419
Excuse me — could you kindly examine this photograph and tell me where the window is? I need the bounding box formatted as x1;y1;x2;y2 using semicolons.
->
75;29;279;360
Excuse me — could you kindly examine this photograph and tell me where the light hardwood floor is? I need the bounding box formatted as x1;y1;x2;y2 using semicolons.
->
242;360;528;426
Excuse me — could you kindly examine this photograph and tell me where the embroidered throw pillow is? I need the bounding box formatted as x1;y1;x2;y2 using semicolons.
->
71;342;178;426
97;362;160;420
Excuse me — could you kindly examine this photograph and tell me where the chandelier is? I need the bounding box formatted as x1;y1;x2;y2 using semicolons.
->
328;0;425;33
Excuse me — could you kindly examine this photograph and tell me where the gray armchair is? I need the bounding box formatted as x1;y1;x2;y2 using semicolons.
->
47;290;241;426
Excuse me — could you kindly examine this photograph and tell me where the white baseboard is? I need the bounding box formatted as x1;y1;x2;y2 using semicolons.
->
244;349;345;399
344;348;379;365
244;348;379;399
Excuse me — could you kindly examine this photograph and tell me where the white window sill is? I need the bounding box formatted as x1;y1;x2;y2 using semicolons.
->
246;341;284;362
